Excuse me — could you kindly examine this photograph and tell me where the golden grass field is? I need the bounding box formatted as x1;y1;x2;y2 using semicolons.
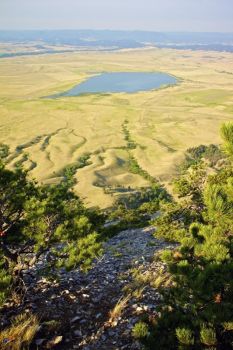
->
0;47;233;208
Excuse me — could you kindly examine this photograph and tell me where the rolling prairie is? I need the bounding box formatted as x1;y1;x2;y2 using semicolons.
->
0;48;232;208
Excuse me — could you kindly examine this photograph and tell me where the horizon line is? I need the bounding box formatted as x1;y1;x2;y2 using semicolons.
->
0;29;233;34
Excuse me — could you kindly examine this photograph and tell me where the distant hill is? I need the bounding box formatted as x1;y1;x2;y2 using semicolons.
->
0;30;233;52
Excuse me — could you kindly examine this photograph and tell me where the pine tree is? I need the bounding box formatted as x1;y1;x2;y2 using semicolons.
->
0;160;103;305
145;122;233;349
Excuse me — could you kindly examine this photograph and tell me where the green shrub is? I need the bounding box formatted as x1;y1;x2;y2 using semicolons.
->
0;256;12;306
176;328;194;346
0;143;9;159
179;144;224;172
160;249;173;263
221;122;233;157
62;233;103;272
132;322;149;339
145;122;233;350
200;326;217;346
154;202;192;242
222;322;233;331
0;159;105;304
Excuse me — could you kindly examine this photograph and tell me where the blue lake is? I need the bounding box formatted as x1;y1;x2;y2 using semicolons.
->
55;72;177;97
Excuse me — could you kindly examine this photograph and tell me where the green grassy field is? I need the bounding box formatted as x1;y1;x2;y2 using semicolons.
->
0;48;232;208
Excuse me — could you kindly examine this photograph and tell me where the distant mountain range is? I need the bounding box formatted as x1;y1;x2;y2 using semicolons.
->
0;30;233;53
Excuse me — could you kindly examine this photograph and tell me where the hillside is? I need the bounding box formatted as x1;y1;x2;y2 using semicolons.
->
0;122;233;349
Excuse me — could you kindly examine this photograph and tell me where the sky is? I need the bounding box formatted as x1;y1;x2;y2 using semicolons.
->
0;0;232;32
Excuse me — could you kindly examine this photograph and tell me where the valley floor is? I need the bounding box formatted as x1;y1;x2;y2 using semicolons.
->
0;48;233;207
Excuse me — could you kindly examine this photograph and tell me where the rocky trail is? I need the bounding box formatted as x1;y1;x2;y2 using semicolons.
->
3;226;173;349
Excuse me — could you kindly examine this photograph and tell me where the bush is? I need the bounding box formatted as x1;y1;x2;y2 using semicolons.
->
0;255;12;306
176;328;194;346
222;322;233;331
153;202;194;242
61;233;103;272
200;326;217;346
0;143;9;159
160;249;174;263
132;322;149;339
180;144;224;172
0;160;104;303
145;122;233;350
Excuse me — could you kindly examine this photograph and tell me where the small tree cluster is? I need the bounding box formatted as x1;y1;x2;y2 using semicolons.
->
0;158;104;305
143;122;233;349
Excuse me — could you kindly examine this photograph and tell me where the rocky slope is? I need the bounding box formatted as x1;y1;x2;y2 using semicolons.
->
2;226;173;350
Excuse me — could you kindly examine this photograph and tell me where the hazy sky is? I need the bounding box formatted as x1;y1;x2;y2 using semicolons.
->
0;0;232;32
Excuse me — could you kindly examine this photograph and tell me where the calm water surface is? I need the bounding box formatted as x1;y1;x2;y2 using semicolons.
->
55;72;177;97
